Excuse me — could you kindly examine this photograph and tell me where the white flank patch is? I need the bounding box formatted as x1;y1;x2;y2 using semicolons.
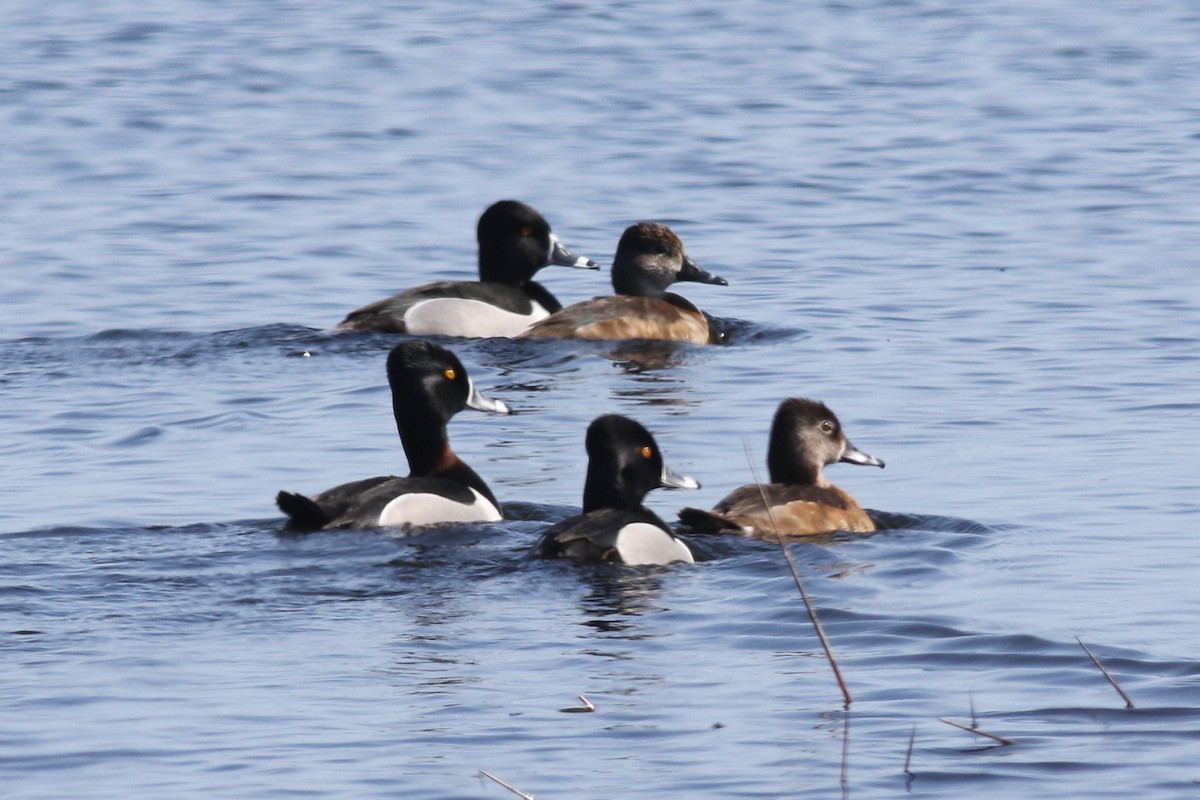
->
404;297;549;338
378;487;502;529
613;522;695;565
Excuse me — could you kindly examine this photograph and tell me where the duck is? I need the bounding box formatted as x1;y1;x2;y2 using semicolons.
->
336;200;597;337
532;414;700;565
519;222;727;344
276;340;510;531
678;398;884;537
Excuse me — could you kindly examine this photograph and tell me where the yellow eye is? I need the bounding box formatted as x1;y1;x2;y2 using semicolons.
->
521;226;533;237
640;445;652;459
443;368;456;380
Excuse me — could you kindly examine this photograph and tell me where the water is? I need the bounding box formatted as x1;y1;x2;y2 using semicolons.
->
4;0;1200;797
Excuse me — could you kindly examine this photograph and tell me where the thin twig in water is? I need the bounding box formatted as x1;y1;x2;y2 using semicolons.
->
479;771;535;800
903;724;916;776
1076;636;1135;709
969;692;977;729
745;442;852;708
938;717;1016;746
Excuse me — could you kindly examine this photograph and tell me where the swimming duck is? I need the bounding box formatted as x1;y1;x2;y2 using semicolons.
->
336;200;597;337
532;414;700;565
276;340;509;531
519;222;727;344
678;398;884;537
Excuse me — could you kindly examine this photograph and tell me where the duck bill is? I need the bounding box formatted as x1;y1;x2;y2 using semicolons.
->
547;233;599;269
465;378;511;415
678;255;728;286
840;442;884;468
659;463;701;491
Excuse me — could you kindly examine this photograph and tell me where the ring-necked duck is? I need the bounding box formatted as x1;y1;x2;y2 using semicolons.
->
678;398;884;537
336;200;597;337
276;340;510;531
519;222;727;344
532;414;700;565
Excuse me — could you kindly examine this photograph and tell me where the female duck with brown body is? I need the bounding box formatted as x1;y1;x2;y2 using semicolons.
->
519;222;727;344
532;414;700;565
336;200;597;337
276;340;510;532
679;398;884;537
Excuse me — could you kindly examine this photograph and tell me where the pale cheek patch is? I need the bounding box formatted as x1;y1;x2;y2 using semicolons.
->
613;522;695;565
405;298;549;338
378;488;502;530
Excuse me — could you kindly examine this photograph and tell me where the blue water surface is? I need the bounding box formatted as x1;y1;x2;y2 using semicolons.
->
3;1;1200;798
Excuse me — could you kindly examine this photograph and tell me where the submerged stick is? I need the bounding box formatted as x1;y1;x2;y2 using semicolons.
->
938;717;1016;746
559;694;595;713
1076;636;1134;709
903;724;916;776
745;442;852;708
479;771;535;800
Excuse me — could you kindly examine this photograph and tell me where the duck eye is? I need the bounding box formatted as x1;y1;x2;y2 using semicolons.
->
820;420;835;435
521;226;533;237
443;368;456;381
640;445;653;459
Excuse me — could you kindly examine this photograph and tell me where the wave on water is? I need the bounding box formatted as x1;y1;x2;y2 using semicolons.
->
0;324;380;374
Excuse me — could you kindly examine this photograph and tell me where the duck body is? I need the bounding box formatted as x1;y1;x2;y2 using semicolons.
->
679;398;884;538
276;340;509;532
336;280;564;338
535;507;694;565
519;293;713;344
336;200;596;337
679;482;874;536
520;222;726;344
532;414;700;565
278;474;502;532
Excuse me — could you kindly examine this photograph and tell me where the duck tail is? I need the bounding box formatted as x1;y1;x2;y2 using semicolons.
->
677;507;740;534
275;490;329;532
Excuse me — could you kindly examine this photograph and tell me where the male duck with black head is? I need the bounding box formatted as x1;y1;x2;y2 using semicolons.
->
519;222;728;345
336;200;597;337
532;414;700;565
276;340;509;531
679;398;884;537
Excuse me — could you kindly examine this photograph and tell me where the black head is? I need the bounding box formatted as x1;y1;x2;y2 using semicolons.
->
582;414;698;513
476;200;596;285
610;222;728;297
766;398;884;486
386;340;509;432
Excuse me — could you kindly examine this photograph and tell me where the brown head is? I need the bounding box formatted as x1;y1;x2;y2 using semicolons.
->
766;398;884;487
610;222;727;298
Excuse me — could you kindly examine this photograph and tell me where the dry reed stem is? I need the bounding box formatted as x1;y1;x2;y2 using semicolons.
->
479;770;535;800
744;442;852;708
1076;636;1135;709
938;717;1016;746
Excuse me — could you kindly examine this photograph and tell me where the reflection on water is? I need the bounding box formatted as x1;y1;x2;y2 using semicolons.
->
603;339;694;373
576;568;673;623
